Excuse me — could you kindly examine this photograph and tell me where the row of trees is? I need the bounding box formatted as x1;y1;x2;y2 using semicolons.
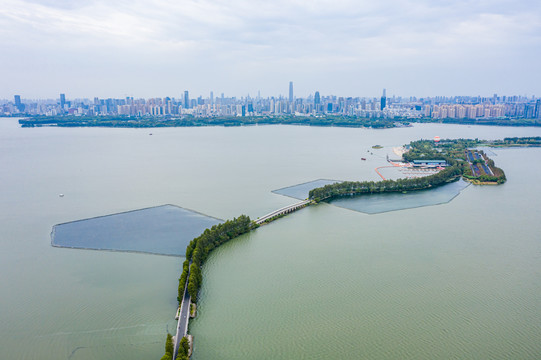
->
177;216;255;304
177;216;254;305
177;259;190;303
494;137;541;146
19;115;400;129
160;333;190;360
184;215;254;301
167;216;255;359
308;165;463;202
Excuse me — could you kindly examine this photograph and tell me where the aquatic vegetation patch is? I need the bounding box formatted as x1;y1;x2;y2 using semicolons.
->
273;178;469;214
329;179;470;214
51;205;222;256
272;179;343;200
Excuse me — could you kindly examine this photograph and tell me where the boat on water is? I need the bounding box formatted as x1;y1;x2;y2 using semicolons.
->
361;158;366;161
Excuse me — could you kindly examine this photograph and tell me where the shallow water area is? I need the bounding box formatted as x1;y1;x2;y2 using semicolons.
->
272;179;342;200
273;178;470;214
51;205;222;256
330;179;470;214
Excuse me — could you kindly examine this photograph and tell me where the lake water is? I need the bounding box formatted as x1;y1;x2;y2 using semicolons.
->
1;119;541;359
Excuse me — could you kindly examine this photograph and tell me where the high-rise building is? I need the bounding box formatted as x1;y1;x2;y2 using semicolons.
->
60;93;66;108
210;91;214;105
289;82;293;103
381;89;387;110
184;91;190;109
14;95;24;112
314;91;320;105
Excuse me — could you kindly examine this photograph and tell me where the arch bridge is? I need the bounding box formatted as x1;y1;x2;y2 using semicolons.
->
255;199;311;225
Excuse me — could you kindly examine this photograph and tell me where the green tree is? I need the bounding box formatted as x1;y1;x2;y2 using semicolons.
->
160;353;172;360
187;279;198;301
180;337;190;356
165;333;174;355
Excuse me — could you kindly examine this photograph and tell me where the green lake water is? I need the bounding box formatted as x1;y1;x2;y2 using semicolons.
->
1;119;540;359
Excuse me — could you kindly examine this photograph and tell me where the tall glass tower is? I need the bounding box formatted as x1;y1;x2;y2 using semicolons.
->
289;82;293;103
184;91;190;109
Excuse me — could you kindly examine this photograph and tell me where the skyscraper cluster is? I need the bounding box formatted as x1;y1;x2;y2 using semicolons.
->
2;86;541;120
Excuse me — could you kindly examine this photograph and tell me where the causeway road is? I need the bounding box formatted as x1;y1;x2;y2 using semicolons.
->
173;277;191;359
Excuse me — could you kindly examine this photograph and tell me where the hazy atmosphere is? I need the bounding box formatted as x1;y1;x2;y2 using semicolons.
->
2;0;540;98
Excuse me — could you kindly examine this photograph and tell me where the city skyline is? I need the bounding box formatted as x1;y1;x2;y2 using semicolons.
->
4;87;540;120
4;86;541;103
1;0;540;98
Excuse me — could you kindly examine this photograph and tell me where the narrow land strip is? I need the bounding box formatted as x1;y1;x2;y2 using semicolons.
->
165;137;512;359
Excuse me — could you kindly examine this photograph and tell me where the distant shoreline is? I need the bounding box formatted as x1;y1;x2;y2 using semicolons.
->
16;115;541;129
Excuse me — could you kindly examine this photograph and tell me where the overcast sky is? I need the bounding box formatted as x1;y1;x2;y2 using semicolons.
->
1;0;540;99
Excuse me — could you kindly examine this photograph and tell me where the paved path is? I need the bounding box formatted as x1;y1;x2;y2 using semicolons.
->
173;200;310;356
255;200;311;224
173;274;191;359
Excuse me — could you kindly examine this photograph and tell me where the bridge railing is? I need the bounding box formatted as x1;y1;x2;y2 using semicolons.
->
255;200;311;224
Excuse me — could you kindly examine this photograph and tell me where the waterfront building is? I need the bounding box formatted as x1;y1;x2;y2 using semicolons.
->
412;159;447;167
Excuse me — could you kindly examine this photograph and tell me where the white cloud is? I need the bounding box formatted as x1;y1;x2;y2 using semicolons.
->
1;0;540;97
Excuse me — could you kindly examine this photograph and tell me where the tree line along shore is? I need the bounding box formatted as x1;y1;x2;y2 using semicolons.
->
309;137;514;201
160;137;536;359
17;115;541;128
160;216;256;360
